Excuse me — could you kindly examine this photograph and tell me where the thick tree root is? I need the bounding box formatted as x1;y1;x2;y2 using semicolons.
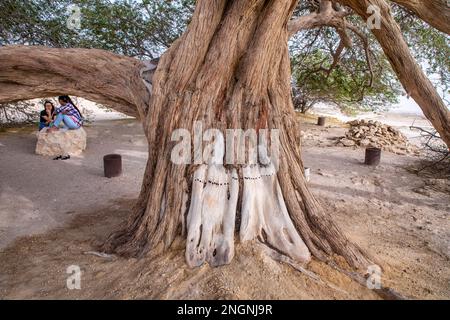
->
259;244;349;295
260;243;408;300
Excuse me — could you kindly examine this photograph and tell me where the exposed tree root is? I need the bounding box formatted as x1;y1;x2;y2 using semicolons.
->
259;244;349;296
260;243;408;300
328;263;409;300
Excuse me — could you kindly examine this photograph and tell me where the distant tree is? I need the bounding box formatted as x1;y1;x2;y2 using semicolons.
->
291;42;401;114
289;2;449;114
0;101;36;125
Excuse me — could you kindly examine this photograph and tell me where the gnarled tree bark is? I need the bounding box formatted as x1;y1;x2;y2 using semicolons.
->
10;0;449;273
0;45;148;119
96;0;371;270
391;0;450;35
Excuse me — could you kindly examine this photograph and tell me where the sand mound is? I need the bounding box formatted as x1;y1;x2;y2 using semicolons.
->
0;200;380;300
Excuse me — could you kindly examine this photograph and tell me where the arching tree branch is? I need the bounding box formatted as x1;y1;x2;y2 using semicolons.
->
289;0;374;85
288;0;351;36
0;45;150;119
391;0;450;35
338;0;450;148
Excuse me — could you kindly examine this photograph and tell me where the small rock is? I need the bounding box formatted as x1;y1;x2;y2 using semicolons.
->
340;138;356;147
360;139;371;147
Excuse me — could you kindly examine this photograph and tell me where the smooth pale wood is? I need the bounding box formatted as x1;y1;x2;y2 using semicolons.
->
240;164;311;263
185;165;239;267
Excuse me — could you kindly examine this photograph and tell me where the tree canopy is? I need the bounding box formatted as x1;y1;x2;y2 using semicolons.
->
0;0;194;58
1;0;448;116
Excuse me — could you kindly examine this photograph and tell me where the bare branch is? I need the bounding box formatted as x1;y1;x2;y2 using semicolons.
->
344;22;374;87
392;0;450;35
288;0;351;36
327;41;346;75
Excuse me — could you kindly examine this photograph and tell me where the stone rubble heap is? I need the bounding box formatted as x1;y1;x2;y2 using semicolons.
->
338;119;418;155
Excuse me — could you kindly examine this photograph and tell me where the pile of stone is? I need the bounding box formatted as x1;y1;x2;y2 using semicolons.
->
338;119;418;155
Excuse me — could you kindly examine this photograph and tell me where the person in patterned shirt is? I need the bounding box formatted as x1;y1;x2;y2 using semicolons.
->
47;95;83;133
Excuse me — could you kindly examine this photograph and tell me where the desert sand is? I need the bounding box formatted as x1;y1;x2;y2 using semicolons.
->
0;115;449;299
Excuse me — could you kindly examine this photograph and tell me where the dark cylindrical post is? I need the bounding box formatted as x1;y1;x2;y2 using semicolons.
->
104;154;122;178
364;147;381;166
317;116;326;126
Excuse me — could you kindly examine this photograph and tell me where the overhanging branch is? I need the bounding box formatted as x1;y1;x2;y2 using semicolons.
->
337;0;450;148
0;45;150;119
288;0;351;36
391;0;450;35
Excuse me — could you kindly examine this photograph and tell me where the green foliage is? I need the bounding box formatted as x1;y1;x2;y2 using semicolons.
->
290;25;401;114
289;3;448;114
0;0;447;115
0;0;195;122
0;0;194;58
395;6;450;103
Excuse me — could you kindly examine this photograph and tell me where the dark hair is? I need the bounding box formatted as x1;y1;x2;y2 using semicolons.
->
58;95;82;117
43;100;55;114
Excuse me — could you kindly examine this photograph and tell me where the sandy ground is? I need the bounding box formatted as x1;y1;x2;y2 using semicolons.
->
0;117;449;300
0;120;147;250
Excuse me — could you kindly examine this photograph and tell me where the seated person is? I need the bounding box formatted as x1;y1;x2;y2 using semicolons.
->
47;95;83;132
39;100;55;131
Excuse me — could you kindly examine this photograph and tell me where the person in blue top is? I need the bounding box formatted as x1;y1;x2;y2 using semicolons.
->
47;95;83;133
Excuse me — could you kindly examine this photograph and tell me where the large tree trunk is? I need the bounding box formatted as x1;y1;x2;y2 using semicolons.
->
100;0;370;270
339;0;450;148
0;0;371;271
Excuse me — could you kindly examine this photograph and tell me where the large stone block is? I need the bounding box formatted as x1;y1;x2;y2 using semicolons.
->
36;127;87;156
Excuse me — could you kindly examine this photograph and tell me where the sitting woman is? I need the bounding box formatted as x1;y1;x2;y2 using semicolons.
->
47;95;83;132
39;100;56;131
